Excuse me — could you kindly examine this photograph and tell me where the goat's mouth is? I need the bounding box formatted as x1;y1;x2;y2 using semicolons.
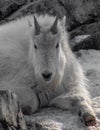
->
43;77;52;82
42;75;52;82
42;72;52;82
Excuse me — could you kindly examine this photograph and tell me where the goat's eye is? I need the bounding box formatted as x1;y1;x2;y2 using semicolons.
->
34;44;37;49
56;43;59;48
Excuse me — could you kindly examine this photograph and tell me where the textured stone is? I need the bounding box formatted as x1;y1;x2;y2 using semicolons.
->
0;0;26;20
0;90;27;130
70;32;100;51
70;21;100;38
35;119;62;130
58;0;100;30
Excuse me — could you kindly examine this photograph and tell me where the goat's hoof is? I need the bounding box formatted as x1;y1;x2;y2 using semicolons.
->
82;113;96;126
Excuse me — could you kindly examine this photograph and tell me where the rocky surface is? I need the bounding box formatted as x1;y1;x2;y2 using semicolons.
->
0;90;27;130
70;32;100;51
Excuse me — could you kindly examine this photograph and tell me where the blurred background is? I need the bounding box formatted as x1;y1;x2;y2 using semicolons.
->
0;0;100;51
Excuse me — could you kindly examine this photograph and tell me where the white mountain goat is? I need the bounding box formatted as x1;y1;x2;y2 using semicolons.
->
0;14;96;126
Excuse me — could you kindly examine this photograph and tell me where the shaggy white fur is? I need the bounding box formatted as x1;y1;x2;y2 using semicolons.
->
0;14;96;126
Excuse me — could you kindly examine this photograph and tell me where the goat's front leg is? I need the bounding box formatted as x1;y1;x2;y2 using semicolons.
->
73;96;96;126
20;92;39;115
50;93;96;126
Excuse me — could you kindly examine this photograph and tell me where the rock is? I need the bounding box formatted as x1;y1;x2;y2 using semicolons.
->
0;90;27;130
35;119;62;130
70;35;90;51
25;108;86;130
58;0;100;31
25;104;100;130
0;0;26;20
70;21;100;38
70;32;100;51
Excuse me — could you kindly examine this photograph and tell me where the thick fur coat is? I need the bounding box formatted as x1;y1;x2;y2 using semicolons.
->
0;14;96;126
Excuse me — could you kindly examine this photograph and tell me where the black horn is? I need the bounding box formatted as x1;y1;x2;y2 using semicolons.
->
50;16;58;34
34;15;40;35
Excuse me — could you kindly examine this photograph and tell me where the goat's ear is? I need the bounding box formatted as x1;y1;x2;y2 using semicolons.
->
61;16;66;27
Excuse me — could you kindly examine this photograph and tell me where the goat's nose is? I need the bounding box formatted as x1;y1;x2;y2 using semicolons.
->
42;71;52;81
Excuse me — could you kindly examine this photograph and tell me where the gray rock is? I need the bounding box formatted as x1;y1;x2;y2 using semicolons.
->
0;90;27;130
25;108;86;130
70;21;100;38
35;119;63;130
0;0;26;21
58;0;100;30
70;32;100;51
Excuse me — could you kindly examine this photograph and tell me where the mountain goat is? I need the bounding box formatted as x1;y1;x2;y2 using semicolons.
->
0;14;96;126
